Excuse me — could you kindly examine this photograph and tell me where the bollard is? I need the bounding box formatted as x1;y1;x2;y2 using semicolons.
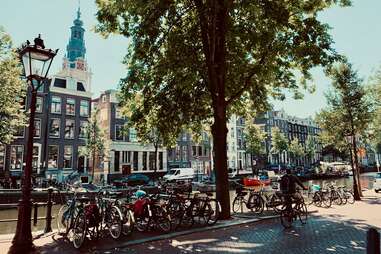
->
44;187;53;233
367;228;380;254
33;202;38;226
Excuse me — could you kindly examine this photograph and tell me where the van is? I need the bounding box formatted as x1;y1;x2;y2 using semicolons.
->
374;172;381;193
163;168;195;182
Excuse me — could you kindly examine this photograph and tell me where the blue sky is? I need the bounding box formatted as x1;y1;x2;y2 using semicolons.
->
0;0;379;118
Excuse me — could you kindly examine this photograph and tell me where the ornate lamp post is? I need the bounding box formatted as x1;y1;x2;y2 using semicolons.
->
9;35;57;254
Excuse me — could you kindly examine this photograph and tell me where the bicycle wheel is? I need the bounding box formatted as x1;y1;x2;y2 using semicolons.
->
167;202;182;230
122;207;134;236
180;207;194;229
339;191;347;205
345;190;355;204
297;203;308;224
155;206;171;233
206;199;220;226
248;194;264;214
232;196;244;214
312;192;322;207
270;194;284;213
72;210;87;249
321;192;332;208
57;204;69;235
332;191;342;206
108;206;123;239
280;210;293;229
135;216;149;232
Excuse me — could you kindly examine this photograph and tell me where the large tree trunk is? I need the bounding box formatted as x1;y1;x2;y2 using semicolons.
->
352;136;363;198
349;147;361;200
212;112;230;219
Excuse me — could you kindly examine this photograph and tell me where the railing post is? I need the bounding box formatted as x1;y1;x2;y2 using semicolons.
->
44;187;53;233
33;202;38;226
367;228;380;254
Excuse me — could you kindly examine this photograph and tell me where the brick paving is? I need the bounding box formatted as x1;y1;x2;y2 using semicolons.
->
0;190;380;254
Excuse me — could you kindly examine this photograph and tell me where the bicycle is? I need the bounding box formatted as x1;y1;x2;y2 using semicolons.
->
280;191;308;229
247;185;284;214
186;191;220;226
96;191;123;240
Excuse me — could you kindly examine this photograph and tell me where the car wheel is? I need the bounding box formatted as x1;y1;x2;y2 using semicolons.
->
376;189;380;193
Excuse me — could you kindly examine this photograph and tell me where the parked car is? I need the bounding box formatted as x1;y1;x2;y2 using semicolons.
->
113;174;150;188
374;172;381;193
163;168;195;182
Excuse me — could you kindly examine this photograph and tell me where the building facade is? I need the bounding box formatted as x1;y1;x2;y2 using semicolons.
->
93;90;167;181
255;109;322;168
1;7;92;182
167;131;212;175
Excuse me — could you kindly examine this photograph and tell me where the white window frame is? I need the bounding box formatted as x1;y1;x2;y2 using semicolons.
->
80;100;89;117
115;125;124;141
49;118;61;138
10;145;24;170
48;145;59;169
36;97;43;113
65;119;75;139
34;118;41;138
66;98;76;116
63;146;73;169
51;96;62;114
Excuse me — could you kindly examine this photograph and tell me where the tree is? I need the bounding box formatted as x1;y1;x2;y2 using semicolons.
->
316;62;375;200
0;27;26;145
289;138;305;166
82;109;106;182
244;122;266;176
122;93;177;179
305;135;317;166
271;127;288;171
95;0;349;218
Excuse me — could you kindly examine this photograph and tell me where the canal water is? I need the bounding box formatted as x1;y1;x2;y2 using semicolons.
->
0;173;377;235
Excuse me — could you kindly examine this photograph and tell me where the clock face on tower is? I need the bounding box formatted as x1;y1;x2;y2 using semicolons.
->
76;60;84;70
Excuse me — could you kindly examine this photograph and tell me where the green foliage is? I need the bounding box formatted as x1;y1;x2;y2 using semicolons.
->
0;27;26;144
316;62;374;152
95;0;350;147
271;127;288;154
82;109;106;164
289;138;305;158
305;135;316;158
244;122;266;156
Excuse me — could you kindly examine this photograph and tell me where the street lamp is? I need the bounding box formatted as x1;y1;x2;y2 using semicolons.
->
10;35;57;254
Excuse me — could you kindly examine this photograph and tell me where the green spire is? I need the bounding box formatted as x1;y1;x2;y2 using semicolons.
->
66;3;86;64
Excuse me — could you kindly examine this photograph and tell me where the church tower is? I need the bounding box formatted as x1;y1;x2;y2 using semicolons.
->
56;5;92;93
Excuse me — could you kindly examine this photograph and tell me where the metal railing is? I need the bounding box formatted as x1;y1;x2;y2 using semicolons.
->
0;187;55;233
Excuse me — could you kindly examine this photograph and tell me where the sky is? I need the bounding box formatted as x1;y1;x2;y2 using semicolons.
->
0;0;380;118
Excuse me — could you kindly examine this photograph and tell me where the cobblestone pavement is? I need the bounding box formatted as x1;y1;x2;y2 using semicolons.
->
116;215;369;254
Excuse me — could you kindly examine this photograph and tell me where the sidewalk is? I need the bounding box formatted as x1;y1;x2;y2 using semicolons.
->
0;190;380;254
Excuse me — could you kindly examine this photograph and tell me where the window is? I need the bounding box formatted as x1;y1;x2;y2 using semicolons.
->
0;145;4;172
49;119;60;138
51;96;61;114
66;98;75;115
10;145;23;170
64;146;73;168
114;151;120;172
80;100;89;117
159;152;163;170
79;121;87;138
36;97;43;113
198;146;202;156
65;119;75;139
175;146;180;161
122;151;130;163
192;146;197;157
32;146;40;173
182;146;187;161
48;145;59;168
129;129;137;142
149;152;155;170
133;152;138;171
142;152;147;170
115;107;123;119
115;125;124;141
34;119;41;138
181;133;187;141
